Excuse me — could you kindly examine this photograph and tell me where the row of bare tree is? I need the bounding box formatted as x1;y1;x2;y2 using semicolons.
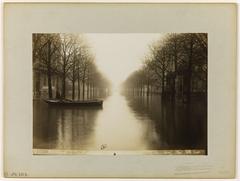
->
122;33;207;102
33;33;111;100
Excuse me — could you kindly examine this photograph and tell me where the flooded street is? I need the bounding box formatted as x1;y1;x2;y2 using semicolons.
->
33;90;207;152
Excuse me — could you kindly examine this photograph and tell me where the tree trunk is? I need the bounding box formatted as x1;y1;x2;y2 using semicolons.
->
82;80;85;100
77;74;80;100
91;83;94;98
61;55;66;99
47;40;52;99
87;69;90;99
82;70;86;100
173;39;178;100
91;83;93;98
47;71;52;99
186;35;193;103
72;58;76;100
62;73;66;99
87;81;89;99
55;76;60;99
161;71;165;96
147;79;150;96
72;80;75;100
34;72;41;98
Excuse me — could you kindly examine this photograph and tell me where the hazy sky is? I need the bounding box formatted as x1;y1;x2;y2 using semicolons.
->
85;34;163;87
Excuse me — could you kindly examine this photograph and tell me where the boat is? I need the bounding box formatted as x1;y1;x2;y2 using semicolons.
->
44;99;103;107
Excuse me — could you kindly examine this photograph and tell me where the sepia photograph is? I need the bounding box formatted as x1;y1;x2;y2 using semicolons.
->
33;33;207;155
4;2;236;178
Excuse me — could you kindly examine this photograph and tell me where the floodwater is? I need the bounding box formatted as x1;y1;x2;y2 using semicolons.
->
33;90;207;152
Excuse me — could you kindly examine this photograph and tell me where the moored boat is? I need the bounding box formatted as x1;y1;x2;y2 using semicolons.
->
44;99;103;106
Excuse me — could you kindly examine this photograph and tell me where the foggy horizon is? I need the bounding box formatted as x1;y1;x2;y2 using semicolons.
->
85;33;164;88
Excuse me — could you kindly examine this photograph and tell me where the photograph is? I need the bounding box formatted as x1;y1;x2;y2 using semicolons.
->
33;33;207;155
4;2;236;178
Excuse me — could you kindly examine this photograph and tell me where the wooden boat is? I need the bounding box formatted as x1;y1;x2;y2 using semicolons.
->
44;99;103;106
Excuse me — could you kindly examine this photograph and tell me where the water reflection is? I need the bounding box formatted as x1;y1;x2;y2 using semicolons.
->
91;92;148;150
33;102;99;150
33;90;207;152
124;94;207;151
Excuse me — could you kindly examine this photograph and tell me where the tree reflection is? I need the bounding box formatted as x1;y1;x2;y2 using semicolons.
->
33;100;101;150
124;93;207;152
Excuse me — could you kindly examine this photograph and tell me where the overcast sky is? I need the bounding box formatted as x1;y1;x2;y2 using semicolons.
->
85;33;163;88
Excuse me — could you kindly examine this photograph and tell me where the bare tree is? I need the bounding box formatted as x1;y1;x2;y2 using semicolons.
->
33;33;61;99
33;33;112;101
80;49;93;100
142;56;156;96
59;34;76;99
123;33;207;103
68;48;78;100
149;41;170;96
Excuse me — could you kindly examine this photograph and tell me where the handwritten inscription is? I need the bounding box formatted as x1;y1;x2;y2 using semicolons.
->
4;172;28;177
100;144;107;150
